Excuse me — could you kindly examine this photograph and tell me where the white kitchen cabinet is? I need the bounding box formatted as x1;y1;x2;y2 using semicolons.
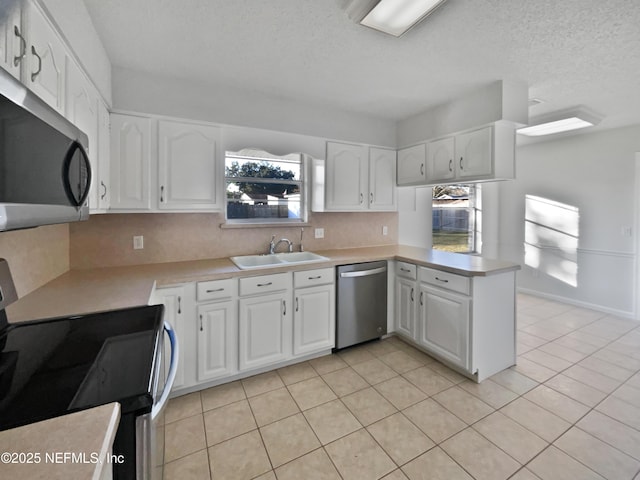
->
418;284;470;370
65;57;99;209
426;137;455;184
325;141;369;211
96;99;111;210
397;143;426;186
293;268;335;356
110;113;152;210
456;126;493;179
369;147;397;210
158;120;221;210
197;300;237;382
395;277;416;339
153;284;195;391
23;1;66;113
0;4;22;79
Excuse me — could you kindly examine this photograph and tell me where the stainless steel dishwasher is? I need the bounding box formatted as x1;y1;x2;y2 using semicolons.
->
336;261;388;349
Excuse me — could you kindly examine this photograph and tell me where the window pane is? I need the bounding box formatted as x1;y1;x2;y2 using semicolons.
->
432;184;477;253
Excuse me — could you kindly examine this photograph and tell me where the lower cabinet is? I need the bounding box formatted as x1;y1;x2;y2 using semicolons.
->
239;291;291;371
293;285;335;355
418;285;470;370
197;300;237;382
395;277;416;339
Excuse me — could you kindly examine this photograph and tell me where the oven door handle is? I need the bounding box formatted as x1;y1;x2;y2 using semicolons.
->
151;321;179;421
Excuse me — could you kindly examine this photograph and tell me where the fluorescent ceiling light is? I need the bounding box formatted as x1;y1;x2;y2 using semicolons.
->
360;0;448;37
517;107;602;137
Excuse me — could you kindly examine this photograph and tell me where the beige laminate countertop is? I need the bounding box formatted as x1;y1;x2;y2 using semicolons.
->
6;245;520;323
0;402;120;480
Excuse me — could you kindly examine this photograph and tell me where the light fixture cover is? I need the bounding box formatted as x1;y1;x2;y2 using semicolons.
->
517;107;602;137
359;0;448;37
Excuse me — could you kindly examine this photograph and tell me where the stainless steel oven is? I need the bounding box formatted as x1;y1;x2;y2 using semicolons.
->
0;259;179;479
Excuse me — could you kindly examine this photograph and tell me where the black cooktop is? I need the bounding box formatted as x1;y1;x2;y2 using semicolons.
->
0;305;163;431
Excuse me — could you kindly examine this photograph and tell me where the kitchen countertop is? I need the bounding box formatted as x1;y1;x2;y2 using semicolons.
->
6;245;520;323
0;402;120;480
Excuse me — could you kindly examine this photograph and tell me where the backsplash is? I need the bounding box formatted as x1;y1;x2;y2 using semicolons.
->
0;224;70;297
70;212;398;269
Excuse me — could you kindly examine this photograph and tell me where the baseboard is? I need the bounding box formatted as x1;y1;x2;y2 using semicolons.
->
517;287;636;320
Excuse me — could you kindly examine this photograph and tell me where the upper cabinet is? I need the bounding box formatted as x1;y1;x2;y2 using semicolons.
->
321;141;397;212
158;120;221;210
23;1;66;114
109;113;223;212
397;143;426;186
110;113;152;210
398;122;516;187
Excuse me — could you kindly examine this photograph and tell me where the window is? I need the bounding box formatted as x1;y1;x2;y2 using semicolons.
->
225;149;305;223
432;184;479;253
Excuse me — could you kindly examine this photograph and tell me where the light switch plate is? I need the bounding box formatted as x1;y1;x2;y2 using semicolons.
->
315;228;324;239
133;235;144;250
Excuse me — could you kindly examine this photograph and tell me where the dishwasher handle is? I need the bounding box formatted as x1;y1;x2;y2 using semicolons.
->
151;321;179;421
339;266;387;278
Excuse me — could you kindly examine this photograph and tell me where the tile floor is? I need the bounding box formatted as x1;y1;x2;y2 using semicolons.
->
162;293;640;480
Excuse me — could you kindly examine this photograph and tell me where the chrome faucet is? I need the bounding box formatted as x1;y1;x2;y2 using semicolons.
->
269;235;293;254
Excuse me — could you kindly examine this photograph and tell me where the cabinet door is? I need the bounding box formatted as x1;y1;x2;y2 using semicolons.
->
369;147;396;211
197;301;237;382
24;1;66;113
97;100;111;210
397;144;426;186
155;285;188;390
65;58;99;210
239;292;291;370
426;137;455;183
456;127;493;179
158;120;221;210
293;285;335;356
395;278;416;339
419;285;470;370
110;113;152;210
0;5;22;79
325;142;368;211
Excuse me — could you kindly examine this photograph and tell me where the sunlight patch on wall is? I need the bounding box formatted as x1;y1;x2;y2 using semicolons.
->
524;195;579;287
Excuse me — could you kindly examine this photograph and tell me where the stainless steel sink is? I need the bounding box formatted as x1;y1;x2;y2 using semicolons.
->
230;251;329;270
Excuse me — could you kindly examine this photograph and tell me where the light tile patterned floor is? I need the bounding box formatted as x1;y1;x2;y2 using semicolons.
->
162;293;640;480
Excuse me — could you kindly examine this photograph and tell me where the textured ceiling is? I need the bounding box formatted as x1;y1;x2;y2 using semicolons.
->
83;0;640;129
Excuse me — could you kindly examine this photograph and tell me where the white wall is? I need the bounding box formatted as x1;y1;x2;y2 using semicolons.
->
498;125;640;317
112;67;396;148
40;0;112;104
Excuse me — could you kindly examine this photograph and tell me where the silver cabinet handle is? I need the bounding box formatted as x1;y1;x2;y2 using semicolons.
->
177;296;181;314
295;297;299;312
283;299;286;316
206;288;225;293
410;287;414;302
459;157;463;170
199;314;203;331
30;45;42;81
160;185;165;203
360;193;364;204
13;26;26;67
370;192;374;204
449;159;453;172
257;282;272;287
307;275;322;280
435;277;449;283
400;267;411;273
100;181;107;200
420;163;424;176
420;291;424;306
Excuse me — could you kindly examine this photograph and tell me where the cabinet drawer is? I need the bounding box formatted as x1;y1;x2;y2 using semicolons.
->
197;278;237;302
419;267;470;295
396;261;417;280
294;268;334;288
240;273;291;296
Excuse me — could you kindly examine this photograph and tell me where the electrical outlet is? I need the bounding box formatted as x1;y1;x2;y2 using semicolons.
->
382;225;388;236
315;228;324;239
133;235;144;250
621;225;632;237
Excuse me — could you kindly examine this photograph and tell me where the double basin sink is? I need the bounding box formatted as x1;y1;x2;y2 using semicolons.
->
230;251;329;270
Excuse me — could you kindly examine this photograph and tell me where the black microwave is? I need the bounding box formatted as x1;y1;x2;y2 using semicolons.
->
0;67;91;232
